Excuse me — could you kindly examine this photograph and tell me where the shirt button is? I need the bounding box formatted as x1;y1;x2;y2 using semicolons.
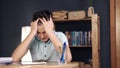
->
44;55;46;57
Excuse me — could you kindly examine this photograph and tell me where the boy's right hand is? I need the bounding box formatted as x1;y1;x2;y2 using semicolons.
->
30;19;39;34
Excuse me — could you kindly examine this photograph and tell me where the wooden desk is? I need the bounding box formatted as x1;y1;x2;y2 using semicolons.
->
0;62;79;68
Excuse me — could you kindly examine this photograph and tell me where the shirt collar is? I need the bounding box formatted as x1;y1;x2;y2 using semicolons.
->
35;34;51;44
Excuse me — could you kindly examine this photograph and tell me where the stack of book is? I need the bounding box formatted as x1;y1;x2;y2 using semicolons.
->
52;10;68;20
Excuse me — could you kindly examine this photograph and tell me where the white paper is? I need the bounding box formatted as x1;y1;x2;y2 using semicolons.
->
21;61;47;65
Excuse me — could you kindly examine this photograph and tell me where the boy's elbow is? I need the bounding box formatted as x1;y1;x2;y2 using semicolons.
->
12;55;21;62
66;55;72;62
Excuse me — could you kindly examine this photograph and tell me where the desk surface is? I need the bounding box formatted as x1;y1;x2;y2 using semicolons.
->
0;62;79;68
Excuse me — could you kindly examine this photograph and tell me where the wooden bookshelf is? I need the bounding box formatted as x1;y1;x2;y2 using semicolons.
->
53;14;100;68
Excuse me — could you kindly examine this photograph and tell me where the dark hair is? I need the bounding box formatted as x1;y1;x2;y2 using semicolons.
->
32;10;52;25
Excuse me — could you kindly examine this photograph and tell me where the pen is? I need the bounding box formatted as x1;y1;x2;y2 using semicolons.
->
60;42;66;63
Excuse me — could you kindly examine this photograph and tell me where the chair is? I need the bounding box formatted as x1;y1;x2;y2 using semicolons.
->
21;26;32;62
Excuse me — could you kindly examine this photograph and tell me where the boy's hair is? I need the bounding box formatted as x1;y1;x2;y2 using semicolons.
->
32;10;52;25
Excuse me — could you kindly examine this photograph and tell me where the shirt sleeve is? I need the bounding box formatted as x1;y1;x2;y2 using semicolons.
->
28;37;35;49
55;32;69;46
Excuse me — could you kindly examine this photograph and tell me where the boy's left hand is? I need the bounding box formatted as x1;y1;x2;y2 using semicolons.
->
39;16;54;34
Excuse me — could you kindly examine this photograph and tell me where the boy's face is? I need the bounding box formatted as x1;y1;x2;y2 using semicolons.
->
37;25;49;42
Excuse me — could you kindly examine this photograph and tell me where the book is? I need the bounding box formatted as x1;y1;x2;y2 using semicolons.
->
0;57;13;64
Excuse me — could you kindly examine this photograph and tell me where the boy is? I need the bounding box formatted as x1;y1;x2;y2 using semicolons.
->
12;10;72;62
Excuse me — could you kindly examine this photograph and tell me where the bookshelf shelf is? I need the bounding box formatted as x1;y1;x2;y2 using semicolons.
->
53;17;91;22
70;46;92;48
53;13;100;68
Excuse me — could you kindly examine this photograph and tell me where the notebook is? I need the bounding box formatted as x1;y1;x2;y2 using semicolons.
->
21;61;47;65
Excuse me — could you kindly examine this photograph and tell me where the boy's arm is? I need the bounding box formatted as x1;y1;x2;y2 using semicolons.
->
12;31;36;62
66;45;72;62
12;20;38;62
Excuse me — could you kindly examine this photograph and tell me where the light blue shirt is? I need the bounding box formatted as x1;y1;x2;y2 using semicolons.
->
29;32;68;62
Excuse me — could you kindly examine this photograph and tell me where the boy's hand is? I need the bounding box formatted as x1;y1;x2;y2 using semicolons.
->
39;16;54;34
30;19;39;34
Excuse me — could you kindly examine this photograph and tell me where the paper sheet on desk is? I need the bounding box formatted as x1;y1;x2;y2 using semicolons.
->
0;57;13;64
21;61;47;65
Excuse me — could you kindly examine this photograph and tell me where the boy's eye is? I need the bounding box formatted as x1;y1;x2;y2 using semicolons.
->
37;31;46;34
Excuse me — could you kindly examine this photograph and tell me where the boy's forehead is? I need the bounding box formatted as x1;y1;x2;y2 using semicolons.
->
37;25;45;32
